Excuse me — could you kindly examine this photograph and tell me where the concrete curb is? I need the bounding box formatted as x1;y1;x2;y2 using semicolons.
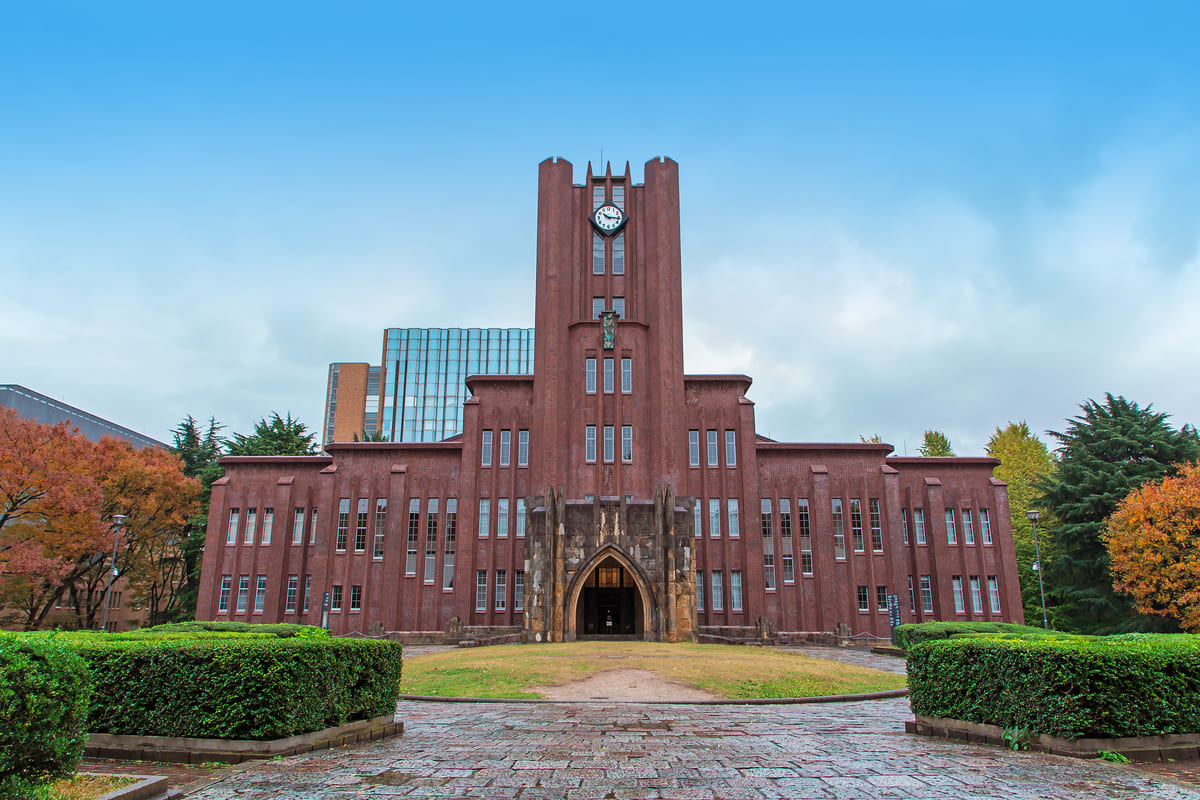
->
398;688;909;705
86;774;169;800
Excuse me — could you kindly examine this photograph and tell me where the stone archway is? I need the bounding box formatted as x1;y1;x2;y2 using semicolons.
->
565;546;655;641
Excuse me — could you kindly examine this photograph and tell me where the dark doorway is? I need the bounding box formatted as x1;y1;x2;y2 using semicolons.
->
577;557;643;637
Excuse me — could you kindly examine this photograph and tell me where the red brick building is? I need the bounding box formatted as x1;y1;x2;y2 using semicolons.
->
196;157;1023;642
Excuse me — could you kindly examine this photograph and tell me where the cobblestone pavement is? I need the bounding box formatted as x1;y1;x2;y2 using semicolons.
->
186;696;1200;799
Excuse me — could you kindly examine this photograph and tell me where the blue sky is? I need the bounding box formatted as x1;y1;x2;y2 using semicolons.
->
3;2;1199;454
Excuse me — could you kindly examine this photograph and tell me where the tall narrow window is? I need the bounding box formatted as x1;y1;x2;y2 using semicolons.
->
227;508;239;545
331;585;343;611
761;499;775;590
707;430;718;466
908;575;915;613
876;585;889;612
612;297;624;318
832;499;846;559
725;431;737;467
515;570;525;611
218;576;231;612
499;430;511;466
914;508;926;545
696;572;704;611
611;183;624;208
592;297;605;319
711;572;724;611
309;507;318;545
797;499;812;576
869;498;883;551
518;430;529;466
292;507;305;544
495;570;507;610
850;499;864;552
355;499;369;551
708;498;720;538
244;509;256;545
236;575;249;613
727;499;739;538
781;498;796;581
988;576;1001;613
406;499;420;574
688;430;700;467
475;571;487;612
285;575;298;613
693;500;702;538
497;498;509;538
516;498;526;538
585;425;596;462
901;509;909;544
962;508;975;545
262;508;273;545
952;576;965;613
336;499;350;551
603;358;614;393
350;585;362;611
857;585;870;612
970;576;983;613
621;425;633;462
593;183;606;209
980;509;993;545
373;499;387;558
921;575;934;613
481;430;493;466
603;425;614;462
424;499;439;582
613;231;625;274
303;575;312;613
945;510;957;545
254;575;267;613
443;499;457;589
621;358;632;393
478;499;490;538
592;232;605;274
731;571;743;611
585;358;597;393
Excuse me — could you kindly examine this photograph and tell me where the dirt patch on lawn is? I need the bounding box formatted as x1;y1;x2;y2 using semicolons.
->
528;668;719;702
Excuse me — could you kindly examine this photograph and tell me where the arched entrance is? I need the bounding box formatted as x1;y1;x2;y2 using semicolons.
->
572;554;648;638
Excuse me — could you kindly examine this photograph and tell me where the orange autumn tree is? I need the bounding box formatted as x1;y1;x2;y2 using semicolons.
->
1105;461;1200;632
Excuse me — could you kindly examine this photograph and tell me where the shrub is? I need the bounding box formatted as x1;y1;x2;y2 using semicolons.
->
0;634;91;794
74;637;401;740
908;633;1200;739
893;621;1073;650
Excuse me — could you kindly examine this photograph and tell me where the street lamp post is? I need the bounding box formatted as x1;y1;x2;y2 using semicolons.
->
1026;509;1049;630
100;514;126;632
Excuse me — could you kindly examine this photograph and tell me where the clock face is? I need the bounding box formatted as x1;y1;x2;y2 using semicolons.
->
591;204;626;235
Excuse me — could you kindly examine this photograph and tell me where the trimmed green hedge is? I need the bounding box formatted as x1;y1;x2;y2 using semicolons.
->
0;634;91;794
908;634;1200;739
894;621;1075;650
74;637;402;740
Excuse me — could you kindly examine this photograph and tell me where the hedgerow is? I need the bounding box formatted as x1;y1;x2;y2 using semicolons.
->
893;621;1075;650
907;633;1200;739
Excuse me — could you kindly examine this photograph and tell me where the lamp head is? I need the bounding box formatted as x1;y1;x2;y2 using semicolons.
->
1025;509;1039;523
112;514;127;526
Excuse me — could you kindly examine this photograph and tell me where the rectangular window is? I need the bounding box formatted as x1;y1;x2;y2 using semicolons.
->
603;425;615;462
518;430;529;466
621;357;632;393
244;509;256;545
515;569;525;611
603;358;614;393
585;425;596;462
350;585;362;611
613;297;624;318
592;232;605;274
516;498;526;537
970;576;983;613
373;499;387;558
236;575;249;613
481;430;493;466
693;500;702;538
424;499;439;582
611;183;624;209
914;508;926;545
262;508;273;545
952;576;965;613
303;575;312;613
688;430;700;467
731;571;743;611
592;297;605;319
336;498;350;551
696;572;704;611
331;585;343;612
292;507;305;545
499;430;511;466
725;431;737;467
254;575;267;613
727;499;739;538
711;571;724;611
901;509;909;544
497;498;509;538
309;507;318;545
355;499;369;551
876;585;888;612
285;575;298;613
585;358;597;393
869;498;883;552
227;509;239;545
405;498;420;574
475;571;487;612
593;182;606;208
857;585;870;612
761;499;775;590
478;499;490;538
988;576;1001;613
945;510;958;545
963;508;975;545
621;425;633;462
921;575;934;613
707;430;718;466
850;499;864;552
908;575;916;613
613;231;625;274
218;575;231;612
832;499;846;559
443;499;457;589
783;498;798;581
981;509;993;545
495;570;507;610
708;498;720;538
